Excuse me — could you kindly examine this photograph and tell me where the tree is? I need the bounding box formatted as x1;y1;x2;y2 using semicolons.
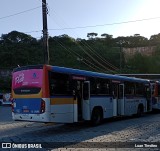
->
101;33;113;46
101;33;113;39
87;32;98;39
0;31;42;68
125;52;160;73
149;33;160;46
1;31;36;44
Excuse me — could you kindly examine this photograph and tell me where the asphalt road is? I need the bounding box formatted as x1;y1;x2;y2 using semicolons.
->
0;106;160;151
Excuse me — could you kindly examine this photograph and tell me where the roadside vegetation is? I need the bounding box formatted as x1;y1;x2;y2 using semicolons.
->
1;31;160;90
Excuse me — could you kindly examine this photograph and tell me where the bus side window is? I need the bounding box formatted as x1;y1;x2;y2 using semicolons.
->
135;83;145;96
119;85;123;99
83;82;90;100
125;82;135;96
158;85;160;96
49;79;55;96
144;86;151;98
112;84;118;99
0;94;3;99
96;78;111;95
90;78;97;95
49;72;71;95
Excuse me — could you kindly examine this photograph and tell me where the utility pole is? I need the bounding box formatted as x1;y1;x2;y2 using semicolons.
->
118;40;124;73
120;44;122;73
42;0;49;64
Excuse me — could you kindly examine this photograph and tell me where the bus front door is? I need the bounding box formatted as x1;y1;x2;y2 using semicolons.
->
73;80;82;122
112;84;118;116
73;81;90;122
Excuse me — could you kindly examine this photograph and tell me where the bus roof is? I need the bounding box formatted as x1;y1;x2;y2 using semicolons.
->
51;66;149;84
13;64;43;72
12;64;150;84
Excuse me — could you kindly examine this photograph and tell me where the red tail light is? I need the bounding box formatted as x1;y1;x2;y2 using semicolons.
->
11;99;14;112
41;100;45;113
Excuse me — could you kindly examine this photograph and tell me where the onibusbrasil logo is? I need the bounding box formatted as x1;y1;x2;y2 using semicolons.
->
1;143;42;149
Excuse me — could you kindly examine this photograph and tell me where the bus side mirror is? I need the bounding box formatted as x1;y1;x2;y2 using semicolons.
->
83;82;90;100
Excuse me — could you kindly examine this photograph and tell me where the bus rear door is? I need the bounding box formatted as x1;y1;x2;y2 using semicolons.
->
82;81;90;120
118;84;125;116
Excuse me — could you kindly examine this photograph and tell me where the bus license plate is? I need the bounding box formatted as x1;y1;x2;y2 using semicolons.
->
23;109;29;113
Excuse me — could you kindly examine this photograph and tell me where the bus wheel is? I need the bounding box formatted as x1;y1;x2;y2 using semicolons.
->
136;105;143;117
91;108;103;126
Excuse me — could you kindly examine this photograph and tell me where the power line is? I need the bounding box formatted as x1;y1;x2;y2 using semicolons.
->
22;13;160;35
53;38;106;72
0;6;41;20
78;40;119;71
47;9;117;72
77;42;116;73
48;16;160;30
19;26;119;72
24;30;42;34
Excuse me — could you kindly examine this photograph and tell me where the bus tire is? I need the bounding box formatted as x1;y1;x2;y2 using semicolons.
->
91;108;103;126
136;105;144;117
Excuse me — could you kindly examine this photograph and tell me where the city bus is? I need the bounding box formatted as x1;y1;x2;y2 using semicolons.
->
152;81;160;110
0;93;12;106
12;65;152;125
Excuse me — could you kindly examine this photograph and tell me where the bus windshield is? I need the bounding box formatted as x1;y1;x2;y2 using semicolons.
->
12;69;43;95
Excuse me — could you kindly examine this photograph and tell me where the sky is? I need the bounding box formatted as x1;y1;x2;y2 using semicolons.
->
1;0;160;39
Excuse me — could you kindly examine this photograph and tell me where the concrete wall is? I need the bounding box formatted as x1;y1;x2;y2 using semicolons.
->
123;46;156;59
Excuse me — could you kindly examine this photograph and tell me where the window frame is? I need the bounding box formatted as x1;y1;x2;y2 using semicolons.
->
48;71;72;96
